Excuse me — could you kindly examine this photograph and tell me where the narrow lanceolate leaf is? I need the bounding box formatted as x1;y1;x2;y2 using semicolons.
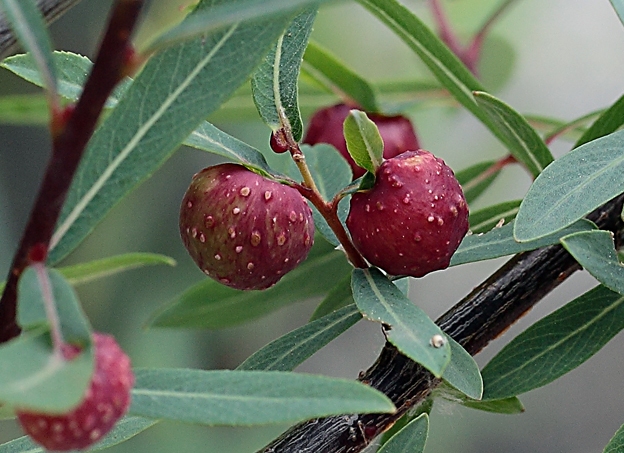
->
0;94;48;125
441;337;482;400
149;239;351;329
469;199;522;233
455;160;502;205
604;422;624;453
352;268;450;377
561;230;624;295
251;7;317;142
0;0;57;98
377;413;428;453
310;273;353;321
0;51;131;108
0;416;158;453
482;285;624;400
433;382;524;414
302;40;379;112
0;330;92;411
0;253;176;293
58;252;176;286
355;0;509;147
610;0;624;27
451;219;595;267
47;2;296;264
237;304;361;371
473;92;553;178
18;266;92;344
514;129;624;242
461;396;524;414
344;110;384;174
575;92;624;148
130;369;395;425
291;144;352;245
145;0;332;54
184;121;276;177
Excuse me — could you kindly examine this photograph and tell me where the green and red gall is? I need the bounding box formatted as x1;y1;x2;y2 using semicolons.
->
179;163;315;290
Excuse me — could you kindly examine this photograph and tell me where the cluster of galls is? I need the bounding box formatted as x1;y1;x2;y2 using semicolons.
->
179;104;468;290
17;333;134;451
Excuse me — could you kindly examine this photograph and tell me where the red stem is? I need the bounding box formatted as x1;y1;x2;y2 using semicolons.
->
0;0;145;344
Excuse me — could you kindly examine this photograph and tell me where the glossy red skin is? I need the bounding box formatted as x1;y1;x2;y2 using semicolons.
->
179;164;314;290
303;104;420;178
347;150;469;277
17;333;134;451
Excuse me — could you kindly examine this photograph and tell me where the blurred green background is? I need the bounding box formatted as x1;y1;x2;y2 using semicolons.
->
2;0;624;451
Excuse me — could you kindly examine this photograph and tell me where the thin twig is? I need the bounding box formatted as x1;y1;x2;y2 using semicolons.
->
0;0;145;343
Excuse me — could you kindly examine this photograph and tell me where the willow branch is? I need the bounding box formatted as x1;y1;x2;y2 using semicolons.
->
0;0;144;343
260;193;624;453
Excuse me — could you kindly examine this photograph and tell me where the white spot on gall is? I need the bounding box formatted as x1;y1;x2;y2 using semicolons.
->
186;200;193;208
214;254;222;260
251;231;262;246
235;246;243;253
205;215;214;228
240;187;251;196
437;218;444;226
199;233;206;243
247;262;255;270
277;233;286;246
232;207;241;215
191;227;198;238
264;191;272;201
289;211;297;222
427;216;435;223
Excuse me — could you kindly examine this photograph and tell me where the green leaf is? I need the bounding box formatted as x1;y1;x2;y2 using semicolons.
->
514;129;624;242
184;121;277;177
343;110;384;174
434;382;524;414
0;330;92;412
129;368;394;425
610;0;624;27
0;416;158;453
18;267;92;344
0;253;175;294
46;2;297;265
355;0;511;147
473;92;553;177
575;92;624;148
149;238;351;329
145;0;331;54
302;40;378;112
352;268;450;377
469;199;522;233
377;413;428;453
0;0;57;98
310;273;353;320
541;110;601;144
237;304;361;371
251;7;316;142
0;94;48;125
442;337;482;400
0;51;131;108
57;252;176;286
560;230;624;295
482;285;624;400
293;144;352;245
461;396;524;414
455;160;502;205
604;422;624;453
450;219;595;267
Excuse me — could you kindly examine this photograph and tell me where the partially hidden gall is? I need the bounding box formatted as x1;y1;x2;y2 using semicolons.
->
303;103;420;179
347;150;469;277
180;164;315;290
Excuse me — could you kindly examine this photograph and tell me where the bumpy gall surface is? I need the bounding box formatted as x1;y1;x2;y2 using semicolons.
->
179;163;315;290
346;150;469;277
17;333;134;451
303;103;420;178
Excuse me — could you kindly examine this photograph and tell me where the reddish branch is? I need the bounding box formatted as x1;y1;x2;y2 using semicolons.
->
0;0;145;343
260;195;624;452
